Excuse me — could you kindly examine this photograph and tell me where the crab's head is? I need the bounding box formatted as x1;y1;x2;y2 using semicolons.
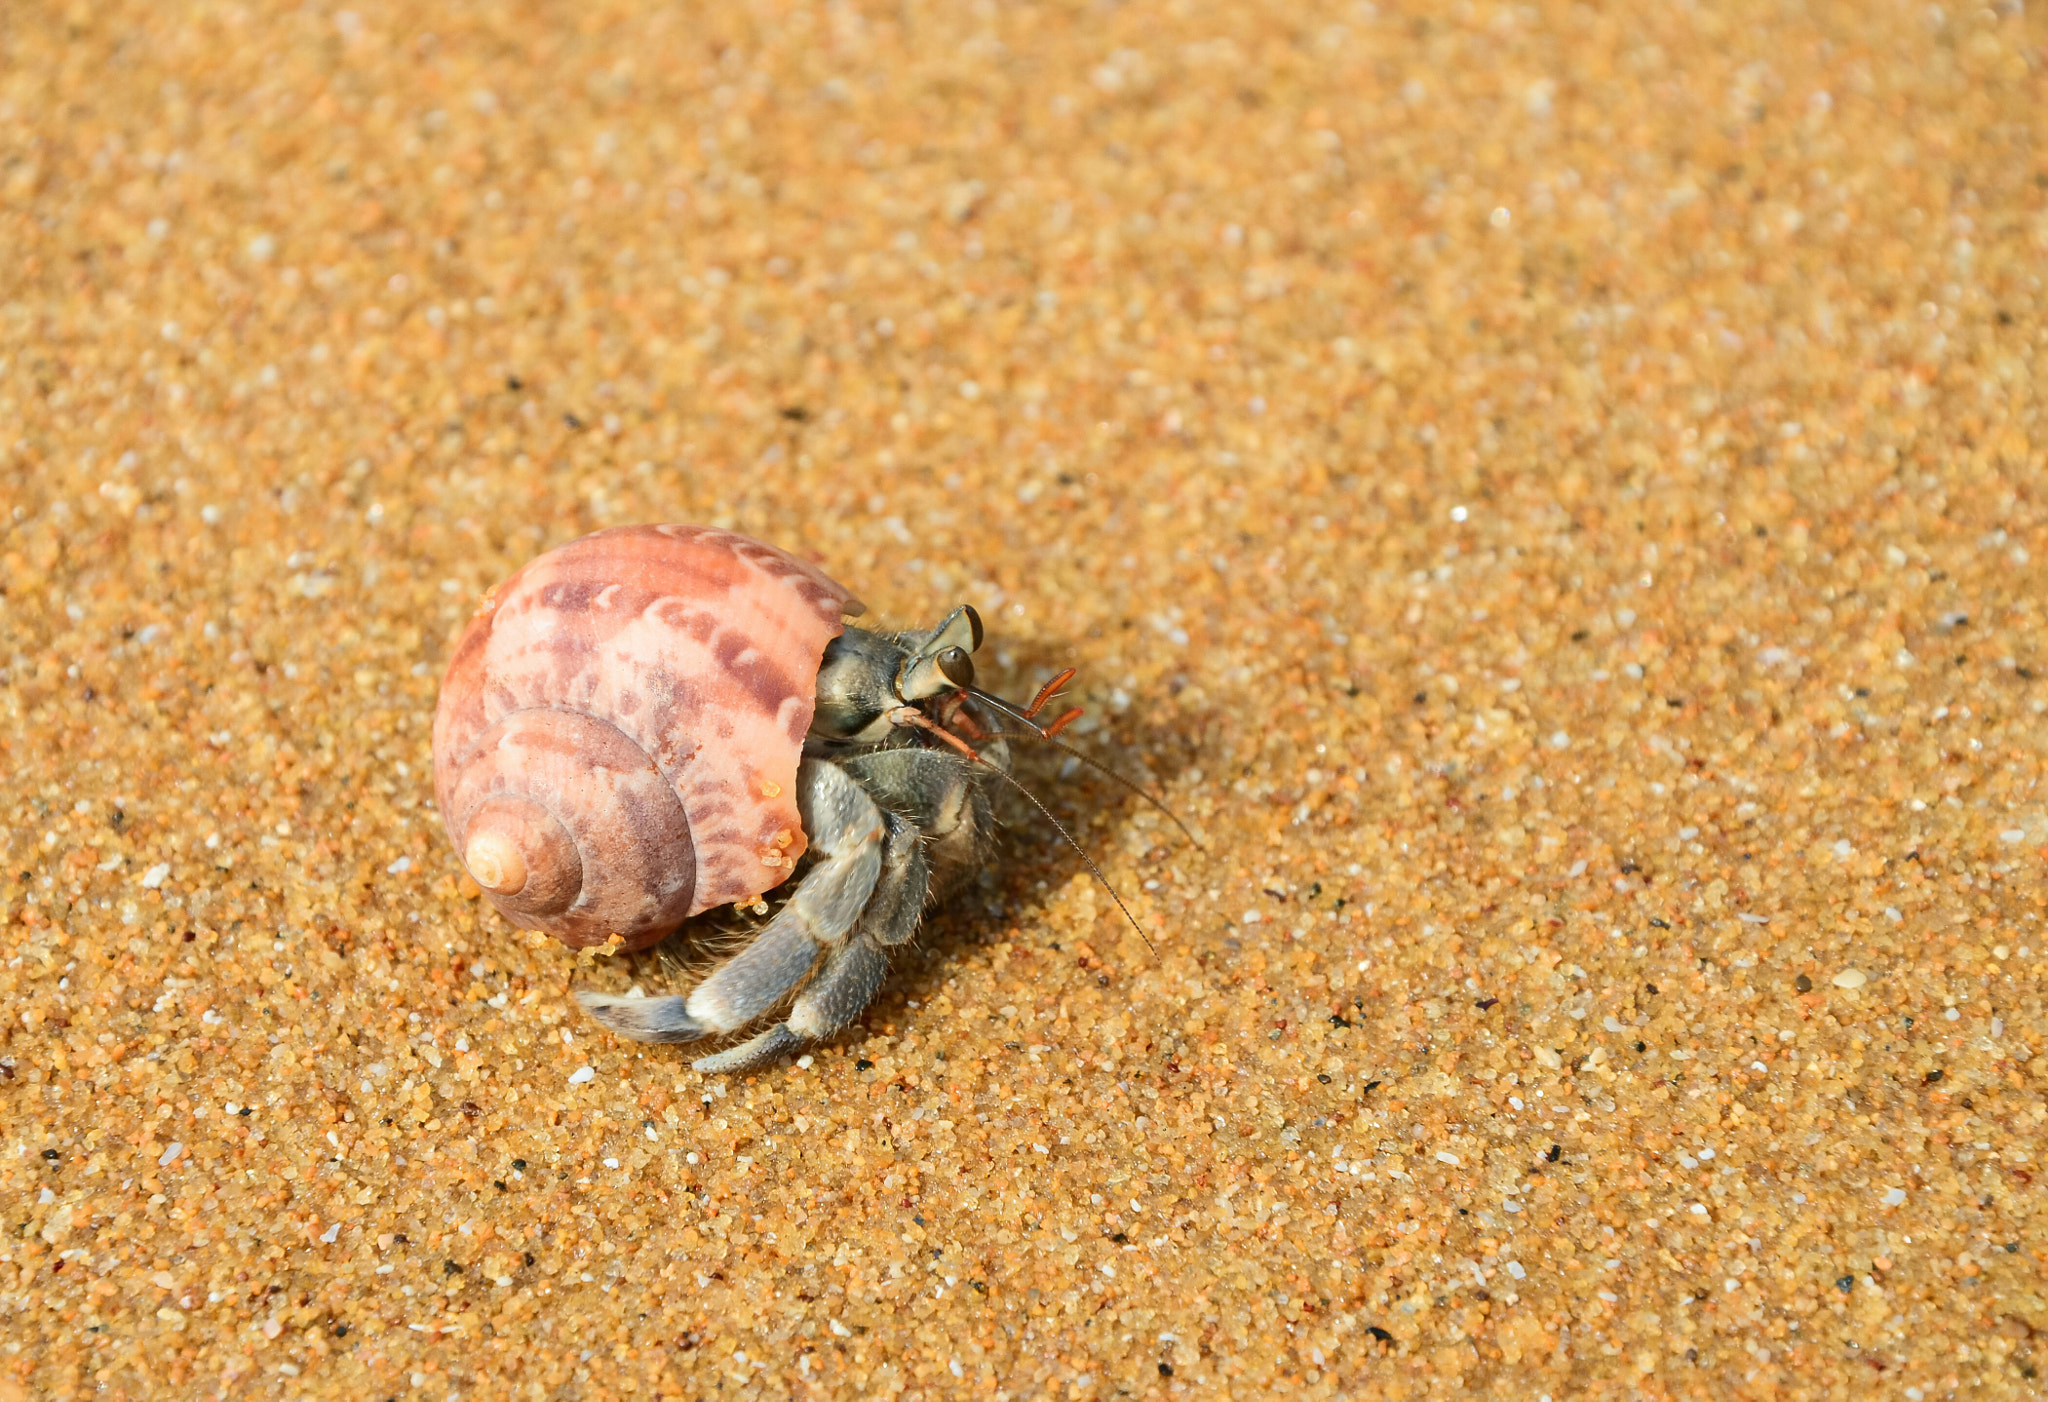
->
809;604;984;745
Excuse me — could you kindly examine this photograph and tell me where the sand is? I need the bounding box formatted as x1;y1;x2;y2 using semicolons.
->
3;0;2044;1396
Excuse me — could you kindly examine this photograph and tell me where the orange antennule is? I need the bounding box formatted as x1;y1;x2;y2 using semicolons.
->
1042;707;1085;739
1022;668;1078;721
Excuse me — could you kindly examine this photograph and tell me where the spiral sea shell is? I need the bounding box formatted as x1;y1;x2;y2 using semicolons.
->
431;524;858;948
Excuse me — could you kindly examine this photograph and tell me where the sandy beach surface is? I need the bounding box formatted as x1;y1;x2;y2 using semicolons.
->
3;0;2044;1396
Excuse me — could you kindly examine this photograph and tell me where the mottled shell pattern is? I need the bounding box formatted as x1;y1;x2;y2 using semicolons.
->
431;525;859;949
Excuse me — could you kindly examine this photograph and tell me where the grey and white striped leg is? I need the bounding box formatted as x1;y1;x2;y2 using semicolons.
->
577;759;885;1046
857;814;929;947
838;748;980;834
691;816;932;1074
839;746;998;905
693;941;890;1074
689;1022;804;1075
787;940;891;1041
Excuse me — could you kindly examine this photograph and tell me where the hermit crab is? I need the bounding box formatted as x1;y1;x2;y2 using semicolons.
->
431;523;1153;1074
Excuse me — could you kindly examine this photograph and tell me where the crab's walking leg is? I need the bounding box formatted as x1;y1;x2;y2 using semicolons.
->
853;816;932;946
691;818;928;1074
576;759;884;1046
693;943;887;1074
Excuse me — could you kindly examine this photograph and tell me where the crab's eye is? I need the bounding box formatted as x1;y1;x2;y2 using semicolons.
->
936;647;975;688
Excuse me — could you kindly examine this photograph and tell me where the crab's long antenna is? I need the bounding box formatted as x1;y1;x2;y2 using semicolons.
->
963;683;1053;731
982;762;1154;955
968;703;1204;852
966;683;1204;847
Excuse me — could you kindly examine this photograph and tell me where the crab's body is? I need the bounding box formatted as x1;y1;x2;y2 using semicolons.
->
432;525;1019;1074
579;616;1011;1073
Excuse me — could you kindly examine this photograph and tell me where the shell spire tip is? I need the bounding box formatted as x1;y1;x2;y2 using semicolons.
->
464;829;528;895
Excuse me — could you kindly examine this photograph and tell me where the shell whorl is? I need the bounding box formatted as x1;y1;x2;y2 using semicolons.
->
432;525;856;950
441;709;695;946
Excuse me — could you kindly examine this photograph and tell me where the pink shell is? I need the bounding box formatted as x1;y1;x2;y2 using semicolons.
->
433;525;857;948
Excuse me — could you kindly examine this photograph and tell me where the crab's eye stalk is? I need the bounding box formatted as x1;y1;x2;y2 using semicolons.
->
936;646;975;688
896;604;986;700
